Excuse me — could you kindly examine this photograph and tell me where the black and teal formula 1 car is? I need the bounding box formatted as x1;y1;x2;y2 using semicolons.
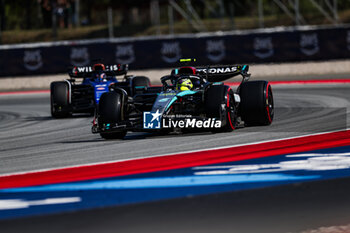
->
92;61;274;139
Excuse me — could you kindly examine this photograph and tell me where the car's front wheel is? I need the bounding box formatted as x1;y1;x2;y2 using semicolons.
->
50;81;71;118
98;92;127;139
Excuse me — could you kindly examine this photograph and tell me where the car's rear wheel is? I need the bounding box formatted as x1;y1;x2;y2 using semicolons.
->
50;81;71;118
239;80;274;126
98;92;127;139
205;85;236;132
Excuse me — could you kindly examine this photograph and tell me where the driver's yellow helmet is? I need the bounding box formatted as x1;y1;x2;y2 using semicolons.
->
176;78;193;91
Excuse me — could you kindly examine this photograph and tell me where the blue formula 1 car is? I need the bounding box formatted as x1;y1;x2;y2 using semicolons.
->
92;60;274;139
50;63;150;118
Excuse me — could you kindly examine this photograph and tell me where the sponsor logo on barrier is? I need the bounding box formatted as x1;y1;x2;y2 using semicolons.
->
300;33;319;56
253;37;274;59
347;30;350;51
70;47;90;66
23;50;43;71
116;44;135;64
161;42;181;63
206;40;226;62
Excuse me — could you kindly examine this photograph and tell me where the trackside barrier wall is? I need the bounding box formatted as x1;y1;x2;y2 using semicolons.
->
0;25;349;77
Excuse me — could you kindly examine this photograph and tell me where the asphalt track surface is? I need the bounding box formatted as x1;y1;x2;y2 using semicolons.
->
0;85;350;176
1;84;350;233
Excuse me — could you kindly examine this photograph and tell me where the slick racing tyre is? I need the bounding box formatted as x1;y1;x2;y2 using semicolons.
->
98;92;127;139
50;81;71;118
131;76;150;95
239;80;274;126
205;85;236;132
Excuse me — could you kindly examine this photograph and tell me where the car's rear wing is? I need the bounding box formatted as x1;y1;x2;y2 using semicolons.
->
68;64;128;78
196;65;250;82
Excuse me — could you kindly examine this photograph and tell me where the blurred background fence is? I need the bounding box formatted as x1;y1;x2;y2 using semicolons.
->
1;0;349;43
0;0;349;76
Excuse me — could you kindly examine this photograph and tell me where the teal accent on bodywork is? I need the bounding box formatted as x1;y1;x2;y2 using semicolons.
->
165;90;198;111
242;65;247;71
151;91;177;113
165;96;178;111
159;98;170;102
135;86;145;89
213;82;223;85
176;90;197;97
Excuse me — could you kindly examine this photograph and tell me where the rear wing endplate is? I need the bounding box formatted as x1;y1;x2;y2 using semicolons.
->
196;65;250;82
